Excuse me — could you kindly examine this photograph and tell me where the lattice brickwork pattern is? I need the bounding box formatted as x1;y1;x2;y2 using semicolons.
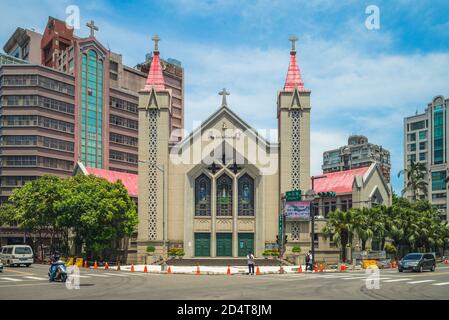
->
147;109;158;240
291;221;300;241
291;110;301;190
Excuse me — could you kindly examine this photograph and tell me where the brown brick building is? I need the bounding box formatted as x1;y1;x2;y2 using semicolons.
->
0;16;184;210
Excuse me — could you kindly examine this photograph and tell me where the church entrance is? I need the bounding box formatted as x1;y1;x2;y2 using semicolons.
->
216;233;232;257
238;233;254;257
194;233;211;257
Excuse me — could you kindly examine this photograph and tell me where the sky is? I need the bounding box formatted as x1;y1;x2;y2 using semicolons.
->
1;0;449;194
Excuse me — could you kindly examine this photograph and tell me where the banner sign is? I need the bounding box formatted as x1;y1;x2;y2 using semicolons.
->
284;201;311;219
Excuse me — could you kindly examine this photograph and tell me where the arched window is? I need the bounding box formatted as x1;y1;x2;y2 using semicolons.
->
238;174;254;216
195;174;211;216
216;174;233;216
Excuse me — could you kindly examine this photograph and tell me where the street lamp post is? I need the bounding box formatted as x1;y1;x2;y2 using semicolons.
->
139;161;167;262
304;175;327;269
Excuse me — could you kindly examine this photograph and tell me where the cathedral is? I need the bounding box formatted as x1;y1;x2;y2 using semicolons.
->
136;35;313;262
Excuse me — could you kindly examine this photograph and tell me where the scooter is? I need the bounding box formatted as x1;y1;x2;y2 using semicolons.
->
48;260;68;282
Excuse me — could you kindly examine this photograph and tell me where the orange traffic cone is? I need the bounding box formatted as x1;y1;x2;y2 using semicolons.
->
196;265;200;275
227;265;231;275
83;260;88;268
94;261;98;270
444;258;448;265
298;265;303;273
143;265;148;273
130;264;135;272
319;263;324;272
314;263;318;272
256;266;261;275
167;265;172;274
104;262;109;270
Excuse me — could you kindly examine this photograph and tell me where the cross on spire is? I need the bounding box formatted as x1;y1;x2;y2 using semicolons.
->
289;34;298;52
219;88;230;107
86;20;99;37
152;34;161;52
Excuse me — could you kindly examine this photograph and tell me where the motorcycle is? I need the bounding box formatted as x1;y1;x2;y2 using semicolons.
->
48;260;68;282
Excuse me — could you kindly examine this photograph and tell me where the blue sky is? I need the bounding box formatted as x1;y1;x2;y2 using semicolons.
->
1;0;449;193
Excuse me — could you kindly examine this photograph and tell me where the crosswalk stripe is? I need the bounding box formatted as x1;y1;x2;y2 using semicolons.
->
77;275;91;278
24;276;47;280
102;273;128;277
407;280;435;284
432;282;449;286
0;277;23;282
84;273;111;277
383;278;412;283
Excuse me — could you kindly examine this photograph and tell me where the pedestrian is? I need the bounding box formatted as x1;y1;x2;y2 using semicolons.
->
305;251;311;271
247;251;255;275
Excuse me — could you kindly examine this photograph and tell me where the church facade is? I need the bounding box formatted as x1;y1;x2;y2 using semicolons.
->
136;36;312;262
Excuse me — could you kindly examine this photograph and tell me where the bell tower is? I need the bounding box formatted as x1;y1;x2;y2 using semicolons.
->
278;35;311;195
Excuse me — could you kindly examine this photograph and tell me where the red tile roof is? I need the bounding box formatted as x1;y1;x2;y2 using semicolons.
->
284;50;305;92
84;167;138;198
144;50;165;91
312;167;371;194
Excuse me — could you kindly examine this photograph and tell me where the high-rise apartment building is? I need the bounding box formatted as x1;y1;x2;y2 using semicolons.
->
322;135;391;183
404;95;449;221
0;16;184;206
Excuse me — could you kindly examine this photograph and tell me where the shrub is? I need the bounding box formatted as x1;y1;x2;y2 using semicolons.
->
384;243;397;255
146;246;156;253
168;248;185;257
292;246;301;254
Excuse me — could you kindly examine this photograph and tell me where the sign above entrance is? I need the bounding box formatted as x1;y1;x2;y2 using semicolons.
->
284;201;310;219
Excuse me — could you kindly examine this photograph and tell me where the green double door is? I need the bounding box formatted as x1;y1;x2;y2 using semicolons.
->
216;233;232;257
238;233;254;257
195;233;210;257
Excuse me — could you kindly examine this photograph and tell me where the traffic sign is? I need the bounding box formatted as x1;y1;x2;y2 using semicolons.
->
285;190;302;202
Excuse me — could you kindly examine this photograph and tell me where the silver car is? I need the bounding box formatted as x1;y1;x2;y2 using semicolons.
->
0;259;3;272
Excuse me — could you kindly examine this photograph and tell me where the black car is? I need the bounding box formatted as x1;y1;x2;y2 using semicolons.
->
398;253;436;272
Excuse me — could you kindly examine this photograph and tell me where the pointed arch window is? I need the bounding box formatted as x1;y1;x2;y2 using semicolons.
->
195;174;211;216
238;174;254;216
216;174;233;216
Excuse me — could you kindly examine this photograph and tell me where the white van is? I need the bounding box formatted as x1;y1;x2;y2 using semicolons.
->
0;245;34;267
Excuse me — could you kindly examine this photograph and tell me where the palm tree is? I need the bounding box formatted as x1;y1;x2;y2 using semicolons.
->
352;208;374;251
398;160;428;202
323;210;355;262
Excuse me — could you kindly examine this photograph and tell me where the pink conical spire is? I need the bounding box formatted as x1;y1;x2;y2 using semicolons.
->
283;35;305;92
144;35;165;91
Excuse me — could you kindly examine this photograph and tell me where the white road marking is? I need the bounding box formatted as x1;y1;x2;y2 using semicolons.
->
0;277;23;282
432;282;449;286
383;278;412;283
24;276;47;281
77;275;91;278
407;280;435;284
102;273;129;277
84;273;111;277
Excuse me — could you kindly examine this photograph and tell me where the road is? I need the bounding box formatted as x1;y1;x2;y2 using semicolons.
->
0;263;448;300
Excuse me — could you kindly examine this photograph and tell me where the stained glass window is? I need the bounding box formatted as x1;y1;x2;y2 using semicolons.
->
238;174;254;216
195;174;211;216
217;174;233;216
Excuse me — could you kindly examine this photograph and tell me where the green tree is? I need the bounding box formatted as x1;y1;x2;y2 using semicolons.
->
57;175;137;260
352;208;374;251
397;160;428;202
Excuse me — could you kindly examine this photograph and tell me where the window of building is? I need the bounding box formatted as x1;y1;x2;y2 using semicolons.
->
419;131;427;140
432;193;447;200
411;120;426;131
419;142;426;150
433;105;444;164
409;143;416;152
195;174;211;216
419;152;426;161
216;174;232;216
238;174;254;216
431;171;446;191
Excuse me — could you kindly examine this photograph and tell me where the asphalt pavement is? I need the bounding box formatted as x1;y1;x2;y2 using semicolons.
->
0;263;448;300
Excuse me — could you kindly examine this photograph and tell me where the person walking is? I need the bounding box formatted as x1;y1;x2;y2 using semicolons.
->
247;251;255;275
305;251;311;272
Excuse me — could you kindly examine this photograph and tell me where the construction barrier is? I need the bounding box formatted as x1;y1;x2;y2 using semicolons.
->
65;257;74;266
74;258;83;267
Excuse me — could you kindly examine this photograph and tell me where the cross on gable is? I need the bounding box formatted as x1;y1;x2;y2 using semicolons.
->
86;20;99;37
219;88;230;107
289;34;298;52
